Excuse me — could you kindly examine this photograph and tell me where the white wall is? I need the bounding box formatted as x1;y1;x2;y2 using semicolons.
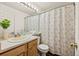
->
0;3;28;34
75;2;79;56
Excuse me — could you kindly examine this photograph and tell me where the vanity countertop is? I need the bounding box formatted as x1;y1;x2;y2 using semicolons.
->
0;35;38;54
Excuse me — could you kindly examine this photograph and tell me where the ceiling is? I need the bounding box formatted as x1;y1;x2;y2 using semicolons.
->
0;2;73;16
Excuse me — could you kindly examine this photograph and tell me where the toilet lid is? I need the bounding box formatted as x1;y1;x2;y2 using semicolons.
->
38;44;49;50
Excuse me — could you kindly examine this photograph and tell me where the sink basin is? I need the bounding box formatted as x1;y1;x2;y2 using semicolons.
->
7;34;32;43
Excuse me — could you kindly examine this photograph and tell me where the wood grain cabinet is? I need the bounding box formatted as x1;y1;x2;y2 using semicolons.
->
0;45;26;56
27;39;38;56
0;39;38;56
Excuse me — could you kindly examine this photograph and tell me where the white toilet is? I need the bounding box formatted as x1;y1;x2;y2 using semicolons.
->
38;44;49;56
31;32;49;56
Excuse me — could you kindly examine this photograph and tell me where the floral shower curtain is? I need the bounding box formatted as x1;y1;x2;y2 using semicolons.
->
64;4;75;56
49;10;55;54
49;4;75;56
26;15;39;32
39;13;49;44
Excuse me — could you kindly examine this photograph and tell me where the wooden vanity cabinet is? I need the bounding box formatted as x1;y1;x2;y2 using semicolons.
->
0;39;38;56
27;39;38;56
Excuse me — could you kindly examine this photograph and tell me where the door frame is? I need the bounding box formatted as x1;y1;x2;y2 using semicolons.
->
75;2;79;56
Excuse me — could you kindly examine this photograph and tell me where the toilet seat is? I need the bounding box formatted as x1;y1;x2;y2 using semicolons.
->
38;44;49;52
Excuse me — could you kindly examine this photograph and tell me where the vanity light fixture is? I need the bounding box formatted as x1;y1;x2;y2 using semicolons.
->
18;2;39;13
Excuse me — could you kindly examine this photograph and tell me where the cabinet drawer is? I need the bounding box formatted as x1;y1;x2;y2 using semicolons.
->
0;45;25;56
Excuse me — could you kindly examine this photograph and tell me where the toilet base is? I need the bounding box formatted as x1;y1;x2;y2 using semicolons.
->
38;51;47;56
41;53;46;56
37;44;49;56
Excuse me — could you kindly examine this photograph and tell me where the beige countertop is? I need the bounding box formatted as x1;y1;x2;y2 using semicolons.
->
0;35;38;54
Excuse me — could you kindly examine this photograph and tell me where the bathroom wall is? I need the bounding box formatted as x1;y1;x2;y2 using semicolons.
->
0;3;28;34
75;2;79;56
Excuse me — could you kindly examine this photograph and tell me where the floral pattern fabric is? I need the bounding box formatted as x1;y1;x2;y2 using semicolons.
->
49;4;75;56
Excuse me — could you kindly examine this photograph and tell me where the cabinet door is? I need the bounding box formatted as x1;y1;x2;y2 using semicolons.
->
17;52;26;56
25;43;28;56
0;45;26;56
27;39;38;56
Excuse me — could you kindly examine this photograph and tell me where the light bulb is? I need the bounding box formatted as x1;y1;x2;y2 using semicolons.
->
28;3;31;7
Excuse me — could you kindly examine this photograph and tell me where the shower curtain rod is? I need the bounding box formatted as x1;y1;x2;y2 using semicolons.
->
25;2;75;18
